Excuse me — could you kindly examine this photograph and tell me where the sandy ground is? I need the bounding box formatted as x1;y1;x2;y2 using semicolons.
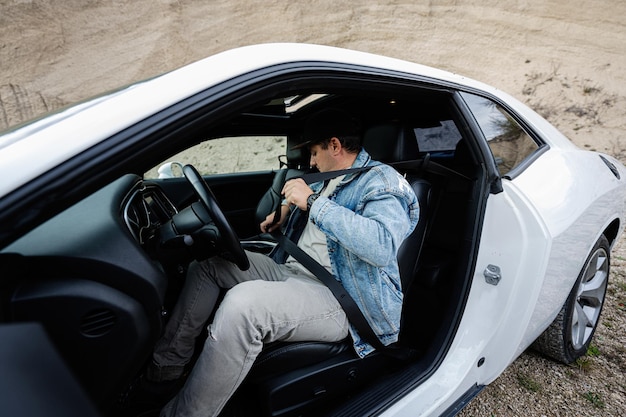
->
1;0;625;415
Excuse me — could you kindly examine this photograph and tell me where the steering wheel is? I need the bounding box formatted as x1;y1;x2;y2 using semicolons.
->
183;164;250;271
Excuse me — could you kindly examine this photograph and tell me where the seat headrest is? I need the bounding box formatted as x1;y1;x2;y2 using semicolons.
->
362;124;419;163
286;136;311;169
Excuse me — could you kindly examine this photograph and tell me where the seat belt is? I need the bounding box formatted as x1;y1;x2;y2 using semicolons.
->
270;229;386;351
267;155;458;354
298;154;468;185
267;163;392;350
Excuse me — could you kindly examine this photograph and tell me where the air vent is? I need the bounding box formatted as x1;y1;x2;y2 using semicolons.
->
80;309;117;337
600;155;621;179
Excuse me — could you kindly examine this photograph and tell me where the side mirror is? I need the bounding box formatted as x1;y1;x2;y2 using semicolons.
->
157;161;184;179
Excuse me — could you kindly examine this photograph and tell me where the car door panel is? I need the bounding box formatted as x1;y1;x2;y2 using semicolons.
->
462;180;551;384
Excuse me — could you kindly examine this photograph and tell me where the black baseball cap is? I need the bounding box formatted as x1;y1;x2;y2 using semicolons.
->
291;108;361;150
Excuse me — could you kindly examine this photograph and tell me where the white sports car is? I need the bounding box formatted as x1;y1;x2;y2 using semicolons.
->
1;44;624;417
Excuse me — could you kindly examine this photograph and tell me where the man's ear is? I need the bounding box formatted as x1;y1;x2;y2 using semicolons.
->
329;137;342;153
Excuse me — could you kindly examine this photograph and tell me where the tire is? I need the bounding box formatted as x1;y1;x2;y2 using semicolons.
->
532;235;610;364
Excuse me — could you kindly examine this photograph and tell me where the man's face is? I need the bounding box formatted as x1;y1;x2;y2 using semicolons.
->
308;142;334;172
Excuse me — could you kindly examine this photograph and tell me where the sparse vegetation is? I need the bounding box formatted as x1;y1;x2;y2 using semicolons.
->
582;391;605;409
522;70;619;134
517;373;542;393
586;344;600;357
575;356;593;372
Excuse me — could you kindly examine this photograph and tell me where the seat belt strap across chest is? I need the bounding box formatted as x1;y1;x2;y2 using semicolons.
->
268;157;449;353
269;163;388;350
270;229;386;350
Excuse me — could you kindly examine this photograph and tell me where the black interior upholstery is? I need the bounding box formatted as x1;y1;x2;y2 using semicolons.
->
0;323;100;417
363;124;432;288
252;136;310;227
237;123;433;416
400;138;477;350
361;123;420;164
242;136;310;253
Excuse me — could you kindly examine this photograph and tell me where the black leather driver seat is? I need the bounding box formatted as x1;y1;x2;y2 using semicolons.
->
238;123;432;417
241;136;310;253
253;137;311;226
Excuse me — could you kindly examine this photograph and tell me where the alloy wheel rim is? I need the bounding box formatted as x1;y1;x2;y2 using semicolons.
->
570;247;609;351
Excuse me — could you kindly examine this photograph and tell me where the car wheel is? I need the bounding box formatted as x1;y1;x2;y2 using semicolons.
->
532;235;610;363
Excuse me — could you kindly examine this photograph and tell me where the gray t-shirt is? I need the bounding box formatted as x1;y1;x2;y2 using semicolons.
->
285;176;344;278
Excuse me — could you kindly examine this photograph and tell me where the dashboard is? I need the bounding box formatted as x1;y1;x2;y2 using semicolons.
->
3;174;170;320
123;182;178;246
0;174;176;401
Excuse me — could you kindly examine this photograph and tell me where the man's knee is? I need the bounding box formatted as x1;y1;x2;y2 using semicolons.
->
225;280;271;309
209;281;272;345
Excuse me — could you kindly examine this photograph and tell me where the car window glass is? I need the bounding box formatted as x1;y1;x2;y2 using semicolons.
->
414;119;462;153
461;92;539;176
144;136;287;179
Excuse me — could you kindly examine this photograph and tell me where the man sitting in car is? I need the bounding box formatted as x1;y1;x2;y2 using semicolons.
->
148;108;419;417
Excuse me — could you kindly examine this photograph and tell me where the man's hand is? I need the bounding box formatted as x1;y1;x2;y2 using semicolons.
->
260;204;290;233
282;178;313;211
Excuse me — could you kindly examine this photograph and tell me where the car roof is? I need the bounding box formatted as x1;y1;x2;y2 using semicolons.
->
0;43;575;197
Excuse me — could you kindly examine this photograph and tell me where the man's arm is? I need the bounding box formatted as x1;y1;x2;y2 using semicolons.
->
260;204;290;233
280;173;417;266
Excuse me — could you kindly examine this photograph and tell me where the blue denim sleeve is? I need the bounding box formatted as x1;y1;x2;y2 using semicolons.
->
310;168;418;267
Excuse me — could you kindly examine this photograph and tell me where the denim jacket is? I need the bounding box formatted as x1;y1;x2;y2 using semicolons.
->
273;149;419;357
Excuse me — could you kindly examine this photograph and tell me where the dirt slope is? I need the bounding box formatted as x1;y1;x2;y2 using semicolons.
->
1;1;625;415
